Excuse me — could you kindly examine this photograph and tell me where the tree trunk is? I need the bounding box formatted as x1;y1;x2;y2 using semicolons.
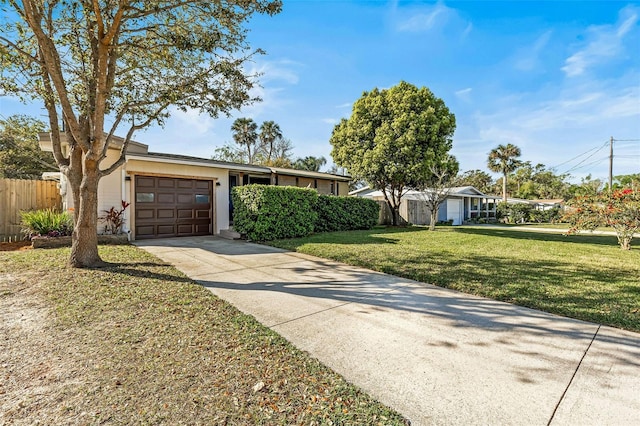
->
502;174;508;202
429;209;438;231
388;202;400;226
619;235;632;250
69;164;103;268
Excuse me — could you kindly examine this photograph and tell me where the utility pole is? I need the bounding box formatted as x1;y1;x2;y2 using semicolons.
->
609;136;614;190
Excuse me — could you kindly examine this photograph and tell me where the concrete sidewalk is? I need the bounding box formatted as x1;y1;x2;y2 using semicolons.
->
135;236;640;425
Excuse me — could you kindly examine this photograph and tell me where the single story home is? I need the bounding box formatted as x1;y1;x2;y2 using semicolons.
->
39;133;351;240
505;198;565;211
351;186;501;225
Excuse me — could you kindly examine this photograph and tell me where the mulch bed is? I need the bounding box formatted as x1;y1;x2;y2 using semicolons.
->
0;241;32;252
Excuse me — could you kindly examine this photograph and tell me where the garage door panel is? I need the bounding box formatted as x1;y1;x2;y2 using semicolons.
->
177;180;193;189
137;176;155;188
157;209;174;219
176;194;193;204
177;224;193;234
195;209;210;219
135;176;212;239
177;209;193;219
136;225;155;236
157;193;175;204
137;209;155;220
195;224;209;233
158;178;176;188
157;225;175;235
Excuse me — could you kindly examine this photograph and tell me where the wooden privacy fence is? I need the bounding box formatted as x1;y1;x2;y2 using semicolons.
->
0;178;62;242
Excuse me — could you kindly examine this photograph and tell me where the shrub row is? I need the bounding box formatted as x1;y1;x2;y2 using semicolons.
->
314;195;379;233
496;202;563;224
232;185;379;241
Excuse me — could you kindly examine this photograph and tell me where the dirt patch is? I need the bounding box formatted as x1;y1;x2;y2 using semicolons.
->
0;241;32;251
0;272;88;425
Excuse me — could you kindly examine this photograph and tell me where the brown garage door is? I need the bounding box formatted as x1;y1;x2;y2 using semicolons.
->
134;176;213;239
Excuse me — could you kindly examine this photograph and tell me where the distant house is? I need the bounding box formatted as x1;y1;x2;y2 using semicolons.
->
39;133;351;240
505;197;564;211
350;186;501;225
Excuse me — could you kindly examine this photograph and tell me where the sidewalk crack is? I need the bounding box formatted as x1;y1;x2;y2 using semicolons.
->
547;324;601;426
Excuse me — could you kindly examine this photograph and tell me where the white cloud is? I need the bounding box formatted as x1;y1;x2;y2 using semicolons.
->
391;0;471;36
514;30;553;71
396;2;450;32
322;118;339;125
455;87;472;101
167;106;215;135
562;6;639;77
336;102;352;109
247;59;303;85
461;22;473;40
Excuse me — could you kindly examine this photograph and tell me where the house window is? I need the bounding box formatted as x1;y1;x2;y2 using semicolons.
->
195;194;210;204
471;199;479;210
136;192;154;203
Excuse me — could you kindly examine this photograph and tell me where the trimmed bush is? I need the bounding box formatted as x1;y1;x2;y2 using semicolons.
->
233;185;318;241
20;208;73;239
314;195;379;232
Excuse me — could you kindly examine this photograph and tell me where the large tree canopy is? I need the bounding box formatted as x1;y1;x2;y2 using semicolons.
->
0;114;57;179
330;81;456;225
0;0;281;267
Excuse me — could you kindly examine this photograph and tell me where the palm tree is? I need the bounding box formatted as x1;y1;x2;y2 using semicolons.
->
231;118;258;164
487;143;522;202
293;156;326;172
258;121;283;163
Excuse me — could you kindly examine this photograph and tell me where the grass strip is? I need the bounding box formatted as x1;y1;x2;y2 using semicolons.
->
268;226;640;332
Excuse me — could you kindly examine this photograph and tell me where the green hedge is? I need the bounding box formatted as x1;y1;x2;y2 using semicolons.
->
232;185;318;241
314;195;379;232
232;185;380;241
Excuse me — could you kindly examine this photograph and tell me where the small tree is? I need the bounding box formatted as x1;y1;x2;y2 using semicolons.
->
415;156;459;231
564;188;640;250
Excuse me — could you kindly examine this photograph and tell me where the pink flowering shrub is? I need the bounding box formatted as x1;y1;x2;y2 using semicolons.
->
564;188;640;250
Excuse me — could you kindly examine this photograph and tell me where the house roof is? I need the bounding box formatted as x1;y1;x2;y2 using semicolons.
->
39;132;351;182
271;167;350;181
38;132;149;154
350;185;500;200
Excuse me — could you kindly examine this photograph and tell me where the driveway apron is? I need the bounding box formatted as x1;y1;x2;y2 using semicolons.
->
135;236;640;425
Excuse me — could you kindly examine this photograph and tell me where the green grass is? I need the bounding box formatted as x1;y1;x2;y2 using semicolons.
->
268;226;640;332
0;245;407;425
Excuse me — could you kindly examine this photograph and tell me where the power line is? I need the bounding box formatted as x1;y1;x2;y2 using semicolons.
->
560;142;609;175
549;141;608;170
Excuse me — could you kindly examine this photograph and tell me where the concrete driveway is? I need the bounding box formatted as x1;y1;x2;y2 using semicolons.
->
135;236;640;425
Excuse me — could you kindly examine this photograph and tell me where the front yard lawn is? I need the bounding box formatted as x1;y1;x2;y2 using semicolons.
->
268;226;640;332
0;245;407;425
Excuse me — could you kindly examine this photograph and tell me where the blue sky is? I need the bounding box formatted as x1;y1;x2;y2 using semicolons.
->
2;1;639;181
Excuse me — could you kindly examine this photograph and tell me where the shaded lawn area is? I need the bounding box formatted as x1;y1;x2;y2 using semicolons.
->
268;226;640;333
0;245;407;425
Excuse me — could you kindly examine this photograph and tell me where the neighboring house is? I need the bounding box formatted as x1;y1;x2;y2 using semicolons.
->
505;198;564;211
38;133;350;240
531;199;564;211
351;186;500;225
